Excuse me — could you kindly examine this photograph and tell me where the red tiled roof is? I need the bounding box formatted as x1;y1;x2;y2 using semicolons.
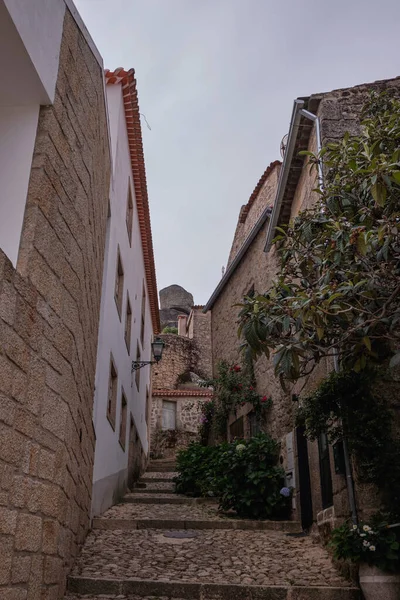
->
152;389;213;397
239;160;281;224
105;68;160;333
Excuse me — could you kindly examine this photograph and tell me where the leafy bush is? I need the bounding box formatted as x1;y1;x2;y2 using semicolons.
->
174;443;218;497
330;517;400;572
174;434;290;519
162;326;178;334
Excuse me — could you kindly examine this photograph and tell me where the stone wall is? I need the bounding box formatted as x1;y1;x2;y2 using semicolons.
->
151;394;208;458
152;334;199;389
227;165;280;267
191;309;212;379
0;9;110;600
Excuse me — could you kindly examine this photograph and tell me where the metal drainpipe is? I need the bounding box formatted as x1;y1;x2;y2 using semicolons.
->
300;107;358;525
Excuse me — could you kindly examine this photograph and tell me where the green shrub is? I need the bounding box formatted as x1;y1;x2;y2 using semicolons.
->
174;443;218;497
162;326;178;334
174;433;290;519
330;516;400;572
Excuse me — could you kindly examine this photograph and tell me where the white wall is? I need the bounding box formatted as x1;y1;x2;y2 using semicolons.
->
92;83;154;515
0;106;39;266
0;0;65;104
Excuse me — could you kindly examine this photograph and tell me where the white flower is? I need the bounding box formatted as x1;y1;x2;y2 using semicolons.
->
369;545;376;552
363;525;372;532
360;533;366;537
363;540;370;547
236;444;246;453
352;525;358;530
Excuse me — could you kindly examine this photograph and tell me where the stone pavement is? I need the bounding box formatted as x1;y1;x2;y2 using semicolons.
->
66;460;360;600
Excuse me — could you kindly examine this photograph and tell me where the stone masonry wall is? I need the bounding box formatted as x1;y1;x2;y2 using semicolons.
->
151;395;206;458
0;10;110;600
152;334;199;389
227;166;280;267
191;309;212;379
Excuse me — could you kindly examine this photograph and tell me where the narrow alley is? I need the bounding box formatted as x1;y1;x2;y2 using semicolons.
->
65;459;359;600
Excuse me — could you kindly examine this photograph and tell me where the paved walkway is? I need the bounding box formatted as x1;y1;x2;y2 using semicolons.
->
66;460;360;600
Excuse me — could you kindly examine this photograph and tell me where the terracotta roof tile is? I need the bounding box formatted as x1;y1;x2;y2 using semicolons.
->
105;67;160;333
152;389;213;397
239;160;281;224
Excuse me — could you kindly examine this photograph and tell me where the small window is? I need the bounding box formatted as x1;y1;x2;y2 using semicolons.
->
126;184;133;245
135;343;141;391
230;417;244;440
107;356;118;429
125;295;132;353
114;249;124;317
162;400;176;430
140;282;146;347
248;411;261;437
119;390;127;450
247;284;255;298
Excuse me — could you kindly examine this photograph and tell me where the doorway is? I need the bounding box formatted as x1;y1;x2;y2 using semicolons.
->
296;426;313;530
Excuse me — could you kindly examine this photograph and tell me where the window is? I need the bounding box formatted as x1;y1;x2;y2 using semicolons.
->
107;356;118;429
125;294;132;353
162;400;176;430
140;282;146;347
135;343;141;391
230;417;244;440
248;411;261;437
114;249;124;317
119;390;127;450
247;284;255;298
126;184;133;245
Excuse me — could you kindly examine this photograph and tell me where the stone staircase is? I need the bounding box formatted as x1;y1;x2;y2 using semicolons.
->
65;459;360;600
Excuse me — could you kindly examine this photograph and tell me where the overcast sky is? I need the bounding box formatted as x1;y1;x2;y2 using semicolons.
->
75;0;399;304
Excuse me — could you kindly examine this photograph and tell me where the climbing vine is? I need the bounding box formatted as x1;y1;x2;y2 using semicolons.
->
200;361;272;439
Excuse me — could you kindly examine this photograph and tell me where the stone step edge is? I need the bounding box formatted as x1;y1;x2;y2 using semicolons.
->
92;517;302;533
146;467;177;472
132;487;175;494
68;576;360;600
139;476;175;483
121;496;216;505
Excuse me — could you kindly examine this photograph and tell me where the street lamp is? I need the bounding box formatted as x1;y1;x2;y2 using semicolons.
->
131;337;165;372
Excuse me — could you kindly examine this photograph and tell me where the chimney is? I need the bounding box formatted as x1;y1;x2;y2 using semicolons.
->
177;315;187;336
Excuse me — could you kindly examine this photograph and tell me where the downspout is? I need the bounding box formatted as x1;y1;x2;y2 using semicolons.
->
301;104;359;525
333;351;358;525
264;99;305;252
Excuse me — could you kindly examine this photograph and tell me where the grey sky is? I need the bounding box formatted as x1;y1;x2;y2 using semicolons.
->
74;0;400;304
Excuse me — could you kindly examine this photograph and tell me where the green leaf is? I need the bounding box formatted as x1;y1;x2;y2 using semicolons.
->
362;336;371;352
356;234;367;256
392;170;400;185
371;181;387;206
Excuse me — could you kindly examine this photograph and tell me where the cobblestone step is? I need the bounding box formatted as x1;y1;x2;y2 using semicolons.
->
146;466;177;472
92;517;302;532
69;528;356;591
140;473;177;482
68;576;360;599
132;488;176;494
121;494;215;505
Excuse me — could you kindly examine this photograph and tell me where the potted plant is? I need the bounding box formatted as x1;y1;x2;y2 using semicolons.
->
330;518;400;599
